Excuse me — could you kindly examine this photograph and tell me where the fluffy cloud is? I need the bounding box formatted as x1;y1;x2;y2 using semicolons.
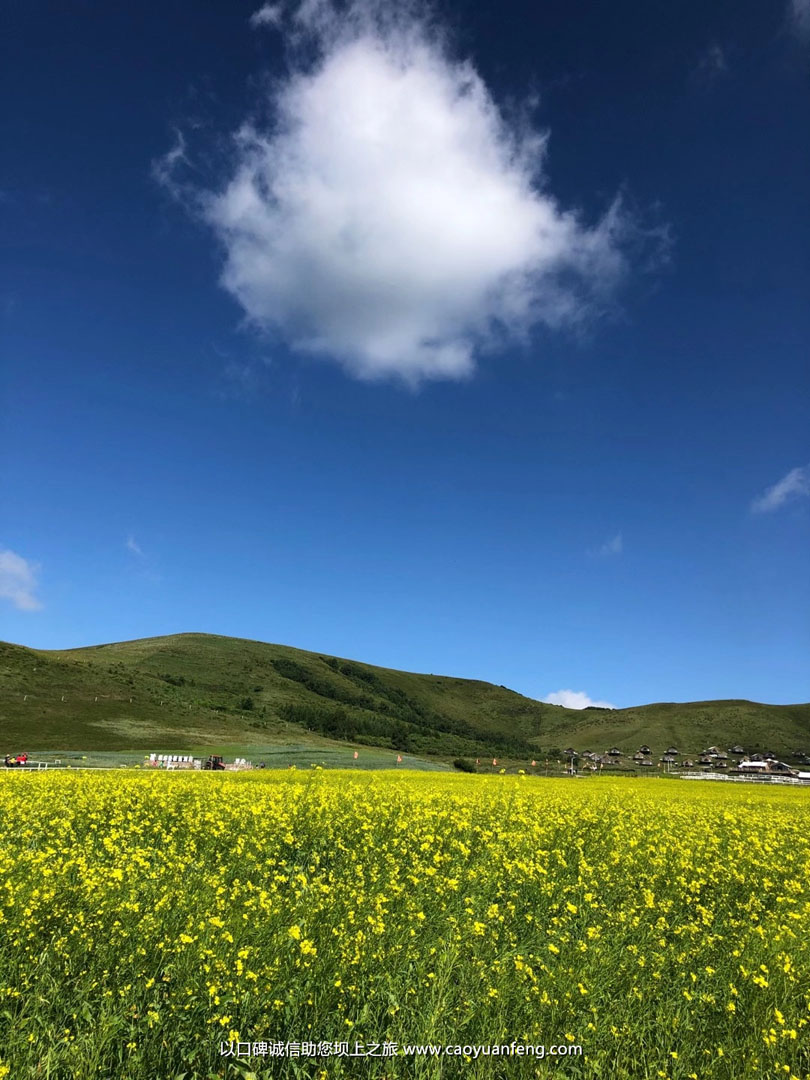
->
0;548;42;611
188;0;639;384
543;689;616;710
750;464;810;514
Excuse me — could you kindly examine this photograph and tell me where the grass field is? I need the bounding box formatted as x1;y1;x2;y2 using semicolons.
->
18;745;451;772
1;771;808;1079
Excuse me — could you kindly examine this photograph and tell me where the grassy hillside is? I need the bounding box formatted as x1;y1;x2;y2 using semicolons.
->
1;632;809;761
536;699;810;758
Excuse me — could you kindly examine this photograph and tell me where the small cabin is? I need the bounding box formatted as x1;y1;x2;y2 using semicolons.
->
768;761;797;775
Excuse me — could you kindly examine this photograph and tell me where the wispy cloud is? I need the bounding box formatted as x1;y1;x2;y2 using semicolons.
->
788;0;810;40
590;532;623;558
125;535;144;557
160;0;662;385
0;548;43;611
250;2;285;28
694;44;729;82
751;464;810;514
124;535;163;583
151;130;188;199
543;689;616;710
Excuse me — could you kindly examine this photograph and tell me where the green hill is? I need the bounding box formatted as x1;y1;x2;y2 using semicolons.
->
1;632;809;762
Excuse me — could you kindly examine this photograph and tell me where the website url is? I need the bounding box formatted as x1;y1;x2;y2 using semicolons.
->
220;1039;583;1060
403;1043;583;1060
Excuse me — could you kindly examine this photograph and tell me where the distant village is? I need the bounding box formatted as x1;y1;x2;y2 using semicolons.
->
6;744;810;783
560;744;810;783
137;745;810;782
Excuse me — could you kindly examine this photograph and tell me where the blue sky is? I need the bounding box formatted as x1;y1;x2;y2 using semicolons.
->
2;0;808;707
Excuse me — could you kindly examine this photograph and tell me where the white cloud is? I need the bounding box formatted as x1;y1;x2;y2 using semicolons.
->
543;689;616;710
184;0;644;384
250;2;285;28
751;464;810;514
0;548;42;612
125;535;144;556
590;532;623;558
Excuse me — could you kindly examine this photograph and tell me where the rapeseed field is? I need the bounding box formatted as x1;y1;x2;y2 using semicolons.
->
0;770;808;1079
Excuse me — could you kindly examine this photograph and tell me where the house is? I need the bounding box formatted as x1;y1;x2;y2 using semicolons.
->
683;759;694;767
768;761;798;775
563;747;577;757
733;759;798;779
639;745;651;755
729;745;745;755
633;752;645;762
607;747;623;757
639;760;654;767
666;746;679;755
661;755;677;764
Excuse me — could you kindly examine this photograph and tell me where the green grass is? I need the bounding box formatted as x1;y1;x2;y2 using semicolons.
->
1;632;808;763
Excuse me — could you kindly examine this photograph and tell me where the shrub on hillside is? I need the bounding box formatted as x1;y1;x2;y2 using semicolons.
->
453;758;477;773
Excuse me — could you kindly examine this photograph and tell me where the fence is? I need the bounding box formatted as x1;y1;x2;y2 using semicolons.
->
680;771;810;786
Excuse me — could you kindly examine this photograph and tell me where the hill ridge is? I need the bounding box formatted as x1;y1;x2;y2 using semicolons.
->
1;633;808;760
